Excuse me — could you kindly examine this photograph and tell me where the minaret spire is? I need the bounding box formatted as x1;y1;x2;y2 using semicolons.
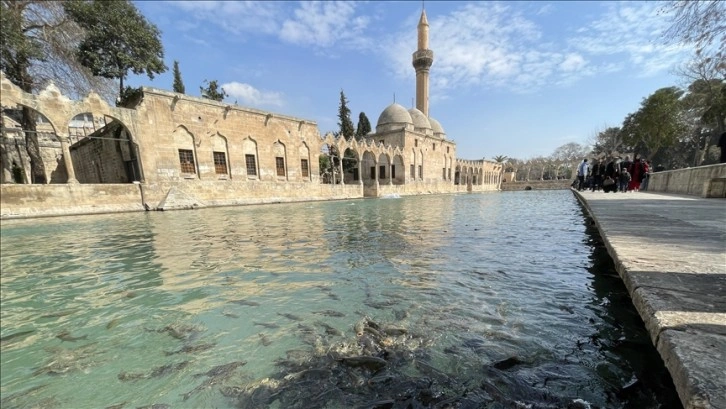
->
412;6;433;116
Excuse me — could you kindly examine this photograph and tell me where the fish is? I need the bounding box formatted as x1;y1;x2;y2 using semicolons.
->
193;360;247;378
0;384;49;408
149;361;191;378
338;356;387;371
182;378;216;401
0;329;34;346
314;310;346;317
136;404;170;409
317;322;342;336
231;299;260;307
105;403;127;409
56;330;88;342
118;371;146;382
278;312;302;321
328;293;341;301
40;310;76;319
360;399;395;409
158;324;202;341
283;367;332;381
258;333;272;346
164;342;216;356
253;321;280;329
382;326;407;336
106;318;121;330
222;311;239;318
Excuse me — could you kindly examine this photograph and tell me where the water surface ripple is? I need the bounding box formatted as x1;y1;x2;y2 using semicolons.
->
0;191;680;408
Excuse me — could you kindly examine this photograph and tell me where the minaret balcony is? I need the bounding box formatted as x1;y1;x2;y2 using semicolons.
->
412;50;434;69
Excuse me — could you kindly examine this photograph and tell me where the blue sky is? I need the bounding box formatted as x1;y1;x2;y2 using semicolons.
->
127;1;692;161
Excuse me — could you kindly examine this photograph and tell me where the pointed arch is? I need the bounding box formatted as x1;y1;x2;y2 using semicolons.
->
243;136;259;178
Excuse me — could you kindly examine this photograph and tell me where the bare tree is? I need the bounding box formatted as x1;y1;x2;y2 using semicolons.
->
661;0;726;74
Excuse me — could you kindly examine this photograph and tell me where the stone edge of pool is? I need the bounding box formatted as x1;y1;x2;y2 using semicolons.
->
572;188;726;409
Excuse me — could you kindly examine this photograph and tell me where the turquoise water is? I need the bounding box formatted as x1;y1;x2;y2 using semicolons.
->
0;191;680;408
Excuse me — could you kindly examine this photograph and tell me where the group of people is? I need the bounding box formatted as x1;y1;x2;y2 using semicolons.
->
575;154;651;193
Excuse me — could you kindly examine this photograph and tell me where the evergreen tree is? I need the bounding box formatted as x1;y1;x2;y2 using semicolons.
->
355;112;371;140
338;90;355;140
65;0;167;100
172;60;185;94
200;79;228;102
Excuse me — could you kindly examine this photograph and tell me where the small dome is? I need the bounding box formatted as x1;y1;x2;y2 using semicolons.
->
376;103;413;128
408;108;432;130
429;117;446;138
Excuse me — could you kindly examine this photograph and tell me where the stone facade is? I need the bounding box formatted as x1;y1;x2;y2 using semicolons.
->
0;8;503;218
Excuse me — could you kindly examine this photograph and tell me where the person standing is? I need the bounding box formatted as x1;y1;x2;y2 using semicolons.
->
640;159;652;191
590;159;603;191
719;132;726;163
577;158;588;191
628;153;644;191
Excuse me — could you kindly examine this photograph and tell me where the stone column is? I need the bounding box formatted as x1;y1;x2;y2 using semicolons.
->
388;163;393;185
339;159;345;185
59;135;78;184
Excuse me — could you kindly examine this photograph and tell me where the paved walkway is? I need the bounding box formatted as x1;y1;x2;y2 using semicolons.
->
573;189;726;409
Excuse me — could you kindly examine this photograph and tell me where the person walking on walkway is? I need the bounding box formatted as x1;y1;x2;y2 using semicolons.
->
629;153;644;191
619;167;631;193
577;158;589;191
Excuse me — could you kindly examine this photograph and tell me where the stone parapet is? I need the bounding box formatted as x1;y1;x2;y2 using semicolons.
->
648;163;726;197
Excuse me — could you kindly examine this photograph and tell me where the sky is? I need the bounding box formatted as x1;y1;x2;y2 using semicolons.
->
127;1;693;161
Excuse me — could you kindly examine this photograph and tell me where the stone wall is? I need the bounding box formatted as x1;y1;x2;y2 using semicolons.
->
648;163;726;197
0;184;143;219
141;180;363;210
70;124;136;183
500;180;572;191
0;130;67;184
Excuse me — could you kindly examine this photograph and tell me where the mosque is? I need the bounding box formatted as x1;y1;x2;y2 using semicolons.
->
0;8;502;215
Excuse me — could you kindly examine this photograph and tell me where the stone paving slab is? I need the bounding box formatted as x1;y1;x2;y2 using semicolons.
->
573;190;726;409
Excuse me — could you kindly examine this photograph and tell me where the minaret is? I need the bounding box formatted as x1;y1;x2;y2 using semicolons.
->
412;8;433;116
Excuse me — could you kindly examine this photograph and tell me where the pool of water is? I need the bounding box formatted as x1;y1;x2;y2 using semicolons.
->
0;190;681;409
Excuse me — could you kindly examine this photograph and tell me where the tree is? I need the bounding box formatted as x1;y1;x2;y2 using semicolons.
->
591;127;626;157
65;0;167;99
355;112;371;140
172;60;185;94
660;1;725;71
1;0;119;183
492;155;508;163
200;79;228;102
0;1;116;100
620;87;687;161
337;90;354;140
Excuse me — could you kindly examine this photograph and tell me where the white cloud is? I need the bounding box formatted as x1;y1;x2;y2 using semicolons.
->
168;1;281;36
222;82;285;107
567;2;688;77
280;1;369;48
559;53;586;72
382;1;688;96
167;0;370;50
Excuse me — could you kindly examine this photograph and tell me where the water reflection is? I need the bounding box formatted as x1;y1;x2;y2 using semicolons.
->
0;191;680;408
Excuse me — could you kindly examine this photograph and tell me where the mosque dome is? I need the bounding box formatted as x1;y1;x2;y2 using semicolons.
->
376;103;413;131
408;108;432;130
429;117;446;139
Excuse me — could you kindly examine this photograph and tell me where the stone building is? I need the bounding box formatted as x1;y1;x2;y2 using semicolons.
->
0;8;501;217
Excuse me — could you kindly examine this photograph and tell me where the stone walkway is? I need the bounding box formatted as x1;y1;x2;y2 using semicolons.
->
573;189;726;409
